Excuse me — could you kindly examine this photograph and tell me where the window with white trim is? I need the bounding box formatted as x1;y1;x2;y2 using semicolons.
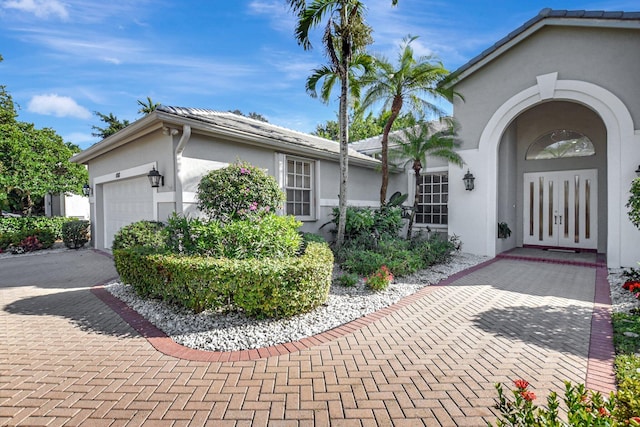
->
416;172;448;225
285;157;314;219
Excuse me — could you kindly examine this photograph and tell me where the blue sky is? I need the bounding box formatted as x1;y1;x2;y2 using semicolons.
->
1;0;638;149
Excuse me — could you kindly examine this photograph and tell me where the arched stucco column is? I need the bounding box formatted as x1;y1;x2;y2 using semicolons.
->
476;72;636;267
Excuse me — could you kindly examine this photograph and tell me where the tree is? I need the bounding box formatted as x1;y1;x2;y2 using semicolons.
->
627;178;640;229
0;86;88;214
197;161;285;223
287;0;398;248
313;110;418;141
360;35;455;205
137;97;160;114
229;110;269;122
389;119;463;239
91;111;130;138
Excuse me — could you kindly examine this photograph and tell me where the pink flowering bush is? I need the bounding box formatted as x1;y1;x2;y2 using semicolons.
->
365;265;393;291
197;161;285;223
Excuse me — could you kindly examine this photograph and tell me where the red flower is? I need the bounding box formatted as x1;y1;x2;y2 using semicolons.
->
513;379;529;390
520;390;536;402
598;407;609;417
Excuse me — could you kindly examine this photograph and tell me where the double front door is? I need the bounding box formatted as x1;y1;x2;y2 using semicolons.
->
523;169;597;250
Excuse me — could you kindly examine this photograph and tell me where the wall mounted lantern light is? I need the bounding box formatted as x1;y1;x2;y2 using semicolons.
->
147;167;164;188
635;165;640;176
463;170;475;191
82;184;92;197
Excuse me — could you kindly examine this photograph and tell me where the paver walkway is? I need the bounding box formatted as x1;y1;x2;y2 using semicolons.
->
1;249;614;426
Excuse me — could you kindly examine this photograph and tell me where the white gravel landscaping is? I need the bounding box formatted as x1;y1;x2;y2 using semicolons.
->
105;252;489;352
608;268;640;314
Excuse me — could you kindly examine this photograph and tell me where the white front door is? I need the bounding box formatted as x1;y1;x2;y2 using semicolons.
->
523;169;597;250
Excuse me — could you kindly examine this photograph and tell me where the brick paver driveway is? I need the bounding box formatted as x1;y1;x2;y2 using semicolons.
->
1;249;614;426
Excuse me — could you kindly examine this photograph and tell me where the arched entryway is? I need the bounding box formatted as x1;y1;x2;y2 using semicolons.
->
475;73;636;267
496;101;607;253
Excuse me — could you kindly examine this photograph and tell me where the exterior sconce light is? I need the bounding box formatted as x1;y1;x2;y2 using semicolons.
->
463;170;475;191
636;165;640;176
147;167;164;188
82;184;92;197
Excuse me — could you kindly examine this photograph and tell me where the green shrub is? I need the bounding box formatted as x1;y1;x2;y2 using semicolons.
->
112;220;166;251
627;177;640;229
339;248;387;276
197;161;285;223
0;229;56;251
365;266;393;291
336;272;359;287
411;234;457;266
62;220;90;249
616;376;640;422
164;213;301;260
328;205;403;243
335;233;458;278
114;242;333;318
491;378;640;426
222;214;301;259
0;216;71;240
164;214;219;256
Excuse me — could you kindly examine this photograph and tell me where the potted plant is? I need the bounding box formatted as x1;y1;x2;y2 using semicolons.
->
498;222;511;239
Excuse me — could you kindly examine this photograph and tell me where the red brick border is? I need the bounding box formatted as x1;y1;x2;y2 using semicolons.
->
585;265;616;393
92;252;617;393
91;257;499;361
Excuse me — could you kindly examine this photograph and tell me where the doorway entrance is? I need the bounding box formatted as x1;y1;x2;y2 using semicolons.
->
523;169;597;250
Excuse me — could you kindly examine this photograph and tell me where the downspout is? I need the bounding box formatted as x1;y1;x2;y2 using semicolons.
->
174;124;192;214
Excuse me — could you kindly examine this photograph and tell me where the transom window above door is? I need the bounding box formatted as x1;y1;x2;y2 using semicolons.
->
525;129;595;160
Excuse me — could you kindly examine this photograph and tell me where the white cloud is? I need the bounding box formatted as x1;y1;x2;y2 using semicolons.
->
2;0;68;19
63;132;97;148
247;0;296;33
27;94;92;119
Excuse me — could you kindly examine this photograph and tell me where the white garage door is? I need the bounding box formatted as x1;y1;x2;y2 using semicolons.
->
103;176;154;249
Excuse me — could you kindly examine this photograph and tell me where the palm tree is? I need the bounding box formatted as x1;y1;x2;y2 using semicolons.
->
305;50;372;107
360;35;455;205
287;0;396;248
137;97;160;115
389;118;463;239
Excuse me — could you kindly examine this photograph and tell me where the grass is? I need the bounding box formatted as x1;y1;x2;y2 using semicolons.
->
612;312;640;355
612;310;640;386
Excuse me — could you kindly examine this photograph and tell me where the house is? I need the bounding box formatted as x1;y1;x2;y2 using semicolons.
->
72;8;640;268
351;120;456;237
44;193;90;220
71;106;405;250
445;9;640;268
352;9;640;268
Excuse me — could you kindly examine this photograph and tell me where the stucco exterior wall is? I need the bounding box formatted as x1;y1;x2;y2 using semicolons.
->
450;23;640;267
180;130;397;237
454;26;639;150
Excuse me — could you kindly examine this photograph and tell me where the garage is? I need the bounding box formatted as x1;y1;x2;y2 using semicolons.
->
102;176;154;249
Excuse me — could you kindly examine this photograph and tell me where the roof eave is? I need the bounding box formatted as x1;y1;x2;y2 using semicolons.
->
71;110;382;170
449;14;640;87
70;112;167;164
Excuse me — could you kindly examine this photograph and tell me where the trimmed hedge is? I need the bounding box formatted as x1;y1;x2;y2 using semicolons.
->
62;220;90;249
0;229;57;252
0;216;72;240
113;242;334;318
112;220;166;251
164;213;302;260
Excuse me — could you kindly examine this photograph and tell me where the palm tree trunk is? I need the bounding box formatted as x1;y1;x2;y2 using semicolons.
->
406;165;420;239
336;68;349;249
379;98;402;205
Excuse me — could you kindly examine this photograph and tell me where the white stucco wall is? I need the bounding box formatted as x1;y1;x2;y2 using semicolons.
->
451;24;640;267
